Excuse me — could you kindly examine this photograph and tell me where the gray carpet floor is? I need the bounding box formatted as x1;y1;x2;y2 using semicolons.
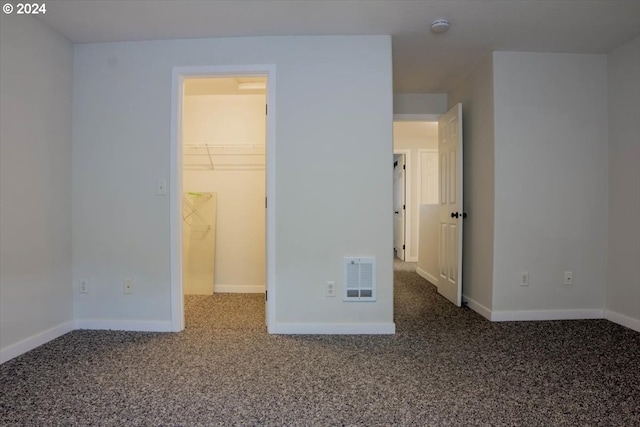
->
1;262;639;426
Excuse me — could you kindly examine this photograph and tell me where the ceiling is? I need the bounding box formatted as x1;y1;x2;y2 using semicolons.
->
37;0;640;93
184;77;267;96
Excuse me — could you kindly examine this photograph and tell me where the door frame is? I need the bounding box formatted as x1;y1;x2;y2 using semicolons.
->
169;64;277;332
393;114;440;263
394;114;441;122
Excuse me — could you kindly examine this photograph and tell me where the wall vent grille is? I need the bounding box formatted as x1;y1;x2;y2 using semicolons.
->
343;257;376;302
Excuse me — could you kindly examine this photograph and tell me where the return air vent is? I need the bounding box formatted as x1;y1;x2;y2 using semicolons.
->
343;257;376;302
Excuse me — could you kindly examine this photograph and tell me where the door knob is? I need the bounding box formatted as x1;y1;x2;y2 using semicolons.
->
451;212;459;218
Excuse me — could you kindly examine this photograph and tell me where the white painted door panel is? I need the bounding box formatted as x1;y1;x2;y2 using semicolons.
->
438;104;463;306
393;155;406;260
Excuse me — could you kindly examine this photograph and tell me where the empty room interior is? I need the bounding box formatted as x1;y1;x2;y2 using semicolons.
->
1;1;639;425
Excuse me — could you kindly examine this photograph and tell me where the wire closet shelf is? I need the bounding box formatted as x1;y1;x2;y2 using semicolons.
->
183;143;265;170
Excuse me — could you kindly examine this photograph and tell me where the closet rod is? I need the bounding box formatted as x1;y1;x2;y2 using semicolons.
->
185;143;265;149
183;152;265;157
184;165;265;171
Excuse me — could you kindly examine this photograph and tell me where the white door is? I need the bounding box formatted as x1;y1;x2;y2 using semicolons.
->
420;150;439;205
393;155;406;260
438;104;463;306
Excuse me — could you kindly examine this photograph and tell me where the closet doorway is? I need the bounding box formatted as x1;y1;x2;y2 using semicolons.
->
170;66;276;333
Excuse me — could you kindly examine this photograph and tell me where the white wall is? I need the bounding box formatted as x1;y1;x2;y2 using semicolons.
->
183;93;266;293
183;94;266;145
492;52;608;315
606;36;640;331
417;205;439;284
447;56;495;316
0;15;74;362
72;36;394;331
394;93;447;115
393;122;438;262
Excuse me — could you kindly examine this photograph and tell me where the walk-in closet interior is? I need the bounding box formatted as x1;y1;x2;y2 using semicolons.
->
182;77;267;296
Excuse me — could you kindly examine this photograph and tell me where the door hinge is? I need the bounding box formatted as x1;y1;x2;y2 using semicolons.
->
403;204;405;210
265;290;268;301
403;164;406;170
265;104;268;115
403;244;405;250
265;197;267;208
394;160;398;167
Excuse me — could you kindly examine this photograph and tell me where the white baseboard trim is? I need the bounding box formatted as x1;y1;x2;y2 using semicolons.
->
416;267;438;285
462;296;492;320
405;256;418;263
271;322;396;335
1;321;75;364
214;284;265;294
75;319;173;332
605;310;640;333
491;309;604;322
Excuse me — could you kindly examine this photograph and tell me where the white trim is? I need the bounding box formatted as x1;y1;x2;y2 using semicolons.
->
265;70;277;333
75;319;173;332
405;256;418;262
271;322;395;335
416;266;438;286
214;284;265;294
394;149;411;261
170;64;277;334
1;321;75;364
462;296;492;320
170;68;184;332
490;309;604;322
393;114;441;122
605;310;640;333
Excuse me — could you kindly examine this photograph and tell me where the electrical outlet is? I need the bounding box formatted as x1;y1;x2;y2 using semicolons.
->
520;272;529;287
326;281;336;297
124;278;134;294
79;279;88;294
564;271;573;286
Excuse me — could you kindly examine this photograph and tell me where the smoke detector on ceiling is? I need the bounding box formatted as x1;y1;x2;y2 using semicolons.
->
430;18;450;34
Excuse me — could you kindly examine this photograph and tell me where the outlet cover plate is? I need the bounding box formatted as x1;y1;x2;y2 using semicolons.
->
326;281;336;297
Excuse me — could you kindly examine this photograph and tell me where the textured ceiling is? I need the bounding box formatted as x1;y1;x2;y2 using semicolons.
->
37;0;640;93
